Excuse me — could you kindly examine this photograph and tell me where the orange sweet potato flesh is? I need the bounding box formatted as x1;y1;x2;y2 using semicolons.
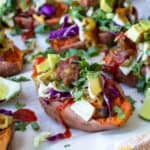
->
1;47;24;70
0;126;13;150
97;98;132;127
50;36;85;53
0;46;24;76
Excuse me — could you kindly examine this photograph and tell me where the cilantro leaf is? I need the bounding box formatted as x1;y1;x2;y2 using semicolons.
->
9;76;30;82
31;122;40;131
73;89;83;101
10;25;22;36
113;106;125;119
126;96;136;110
15;102;26;109
15;122;28;131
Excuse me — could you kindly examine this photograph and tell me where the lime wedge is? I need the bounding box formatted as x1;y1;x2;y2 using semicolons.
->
139;88;150;120
0;77;21;101
0;81;8;100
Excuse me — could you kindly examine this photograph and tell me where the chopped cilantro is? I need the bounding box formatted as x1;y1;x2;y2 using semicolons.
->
15;122;28;131
73;89;84;101
10;25;22;36
9;76;30;82
15;102;26;109
31;122;40;131
113;106;125;119
136;78;146;92
131;61;144;79
64;144;71;148
126;96;136;110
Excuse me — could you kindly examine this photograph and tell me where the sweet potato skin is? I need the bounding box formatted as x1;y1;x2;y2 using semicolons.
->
0;46;24;77
0;61;21;77
0;125;14;150
40;99;116;132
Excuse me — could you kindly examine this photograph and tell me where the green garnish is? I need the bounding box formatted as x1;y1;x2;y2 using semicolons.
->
31;122;40;131
73;89;84;101
15;122;28;131
15;102;26;109
126;96;136;110
10;25;22;36
9;76;30;82
113;106;125;119
35;24;51;34
132;61;144;79
61;47;100;60
64;144;71;148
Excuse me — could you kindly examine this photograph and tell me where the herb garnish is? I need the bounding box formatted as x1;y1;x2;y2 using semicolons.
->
15;102;26;109
126;96;136;110
113;106;125;119
9;76;30;82
31;122;40;131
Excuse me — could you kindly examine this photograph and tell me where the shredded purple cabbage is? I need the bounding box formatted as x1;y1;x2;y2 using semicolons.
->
49;15;79;39
61;15;72;28
49;24;79;40
102;75;120;117
39;4;56;17
47;133;65;142
49;88;71;99
0;109;13;116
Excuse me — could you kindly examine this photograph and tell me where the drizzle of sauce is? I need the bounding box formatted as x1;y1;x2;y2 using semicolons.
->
13;109;37;123
47;101;73;142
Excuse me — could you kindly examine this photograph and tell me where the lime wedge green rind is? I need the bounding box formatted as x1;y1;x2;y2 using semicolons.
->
139;88;150;121
0;77;21;101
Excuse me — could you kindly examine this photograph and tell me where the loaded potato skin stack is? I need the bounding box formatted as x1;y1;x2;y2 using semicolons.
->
32;53;134;132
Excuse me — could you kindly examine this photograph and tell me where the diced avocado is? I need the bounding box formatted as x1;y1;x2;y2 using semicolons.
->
39;70;56;83
139;88;150;121
100;0;116;13
0;77;21;101
48;54;60;70
139;20;150;32
36;59;50;73
125;24;144;42
87;72;102;99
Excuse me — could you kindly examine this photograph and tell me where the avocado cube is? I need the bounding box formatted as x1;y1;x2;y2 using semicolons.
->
36;59;50;73
139;20;150;32
100;0;116;13
125;24;144;42
87;73;102;99
48;54;60;70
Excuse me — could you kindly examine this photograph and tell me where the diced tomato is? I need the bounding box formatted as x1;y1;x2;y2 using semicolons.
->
13;109;37;122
